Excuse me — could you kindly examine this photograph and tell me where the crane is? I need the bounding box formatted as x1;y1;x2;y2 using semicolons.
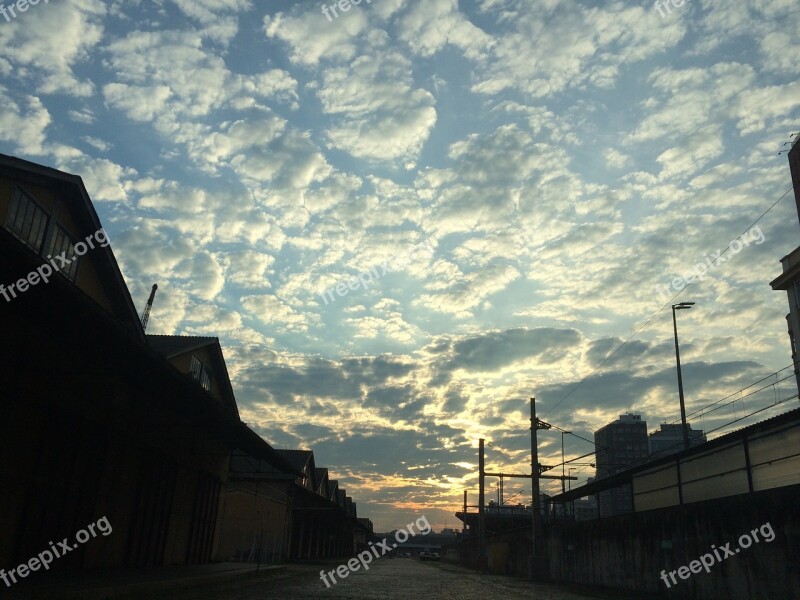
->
140;284;158;332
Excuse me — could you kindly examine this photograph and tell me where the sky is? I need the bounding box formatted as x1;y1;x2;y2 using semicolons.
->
1;0;799;532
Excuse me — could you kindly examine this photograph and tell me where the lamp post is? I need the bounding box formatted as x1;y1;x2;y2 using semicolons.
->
672;302;695;450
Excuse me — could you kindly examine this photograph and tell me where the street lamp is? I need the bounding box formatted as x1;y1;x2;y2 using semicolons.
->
672;302;695;450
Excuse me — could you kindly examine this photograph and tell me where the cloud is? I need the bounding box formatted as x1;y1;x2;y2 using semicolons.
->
264;6;372;66
241;294;318;333
319;50;437;164
0;89;51;155
469;2;683;99
0;0;797;532
437;328;581;374
0;0;105;96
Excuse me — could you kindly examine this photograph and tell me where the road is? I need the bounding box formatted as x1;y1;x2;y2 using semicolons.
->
181;559;643;600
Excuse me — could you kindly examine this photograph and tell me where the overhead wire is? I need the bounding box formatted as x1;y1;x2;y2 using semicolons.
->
546;186;794;419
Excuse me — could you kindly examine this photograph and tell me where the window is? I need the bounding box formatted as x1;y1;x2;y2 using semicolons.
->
199;368;212;392
190;355;201;378
5;187;81;282
47;224;80;282
190;355;213;392
5;188;49;253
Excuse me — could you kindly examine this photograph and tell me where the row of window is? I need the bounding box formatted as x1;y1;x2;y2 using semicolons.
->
190;355;213;392
4;187;80;281
7;187;221;398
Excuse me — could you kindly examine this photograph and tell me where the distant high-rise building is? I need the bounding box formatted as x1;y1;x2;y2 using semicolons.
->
770;135;800;395
648;423;706;457
594;413;649;517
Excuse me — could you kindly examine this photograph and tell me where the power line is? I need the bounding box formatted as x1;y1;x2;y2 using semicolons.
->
635;392;797;460
541;394;796;495
704;393;798;436
683;366;794;421
544;368;792;467
546;186;795;418
496;365;796;483
545;387;796;471
549;425;603;450
646;364;795;433
678;373;794;422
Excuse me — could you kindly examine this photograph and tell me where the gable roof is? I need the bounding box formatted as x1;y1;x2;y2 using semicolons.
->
328;479;339;502
0;153;144;338
147;334;239;417
275;449;314;473
315;467;329;496
229;448;303;478
147;335;219;358
275;449;317;490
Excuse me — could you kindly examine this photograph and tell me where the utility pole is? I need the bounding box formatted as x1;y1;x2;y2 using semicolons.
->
560;432;567;495
561;430;571;518
530;397;543;580
463;490;467;533
478;438;486;573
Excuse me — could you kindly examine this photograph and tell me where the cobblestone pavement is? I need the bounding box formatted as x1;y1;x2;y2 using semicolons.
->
182;559;647;600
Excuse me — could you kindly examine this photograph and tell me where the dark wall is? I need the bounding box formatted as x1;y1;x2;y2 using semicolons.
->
0;239;231;570
789;142;800;224
546;485;800;599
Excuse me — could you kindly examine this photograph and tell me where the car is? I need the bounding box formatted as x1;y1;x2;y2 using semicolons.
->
419;551;439;561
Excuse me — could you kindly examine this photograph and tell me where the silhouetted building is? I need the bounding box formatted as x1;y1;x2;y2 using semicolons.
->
770;135;800;395
649;423;706;457
0;154;372;575
148;335;240;417
218;448;365;562
0;154;245;568
594;413;649;516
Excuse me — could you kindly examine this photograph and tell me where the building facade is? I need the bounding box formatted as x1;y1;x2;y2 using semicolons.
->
0;154;237;568
215;448;364;563
648;423;706;457
594;413;649;516
0;154;372;576
770;137;800;395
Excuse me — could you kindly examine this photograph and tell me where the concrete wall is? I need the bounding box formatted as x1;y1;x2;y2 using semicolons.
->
546;484;800;599
215;479;290;562
457;534;533;578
